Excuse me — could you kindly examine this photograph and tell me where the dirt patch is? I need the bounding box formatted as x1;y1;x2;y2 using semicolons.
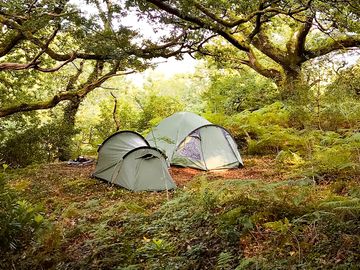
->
169;167;204;186
47;162;95;178
169;156;284;186
49;155;284;188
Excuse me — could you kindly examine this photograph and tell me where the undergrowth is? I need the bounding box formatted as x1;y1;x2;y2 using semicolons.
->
212;102;360;181
0;173;45;252
1;163;359;269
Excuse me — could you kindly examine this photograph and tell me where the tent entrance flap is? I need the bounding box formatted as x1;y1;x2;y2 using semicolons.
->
200;126;241;170
173;131;207;170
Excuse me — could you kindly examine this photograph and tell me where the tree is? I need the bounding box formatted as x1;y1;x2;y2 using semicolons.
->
136;93;184;133
320;61;360;130
130;0;360;99
0;0;196;117
203;67;278;114
0;0;202;159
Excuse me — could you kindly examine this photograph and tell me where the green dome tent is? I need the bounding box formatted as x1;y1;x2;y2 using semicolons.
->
146;112;243;170
93;131;176;191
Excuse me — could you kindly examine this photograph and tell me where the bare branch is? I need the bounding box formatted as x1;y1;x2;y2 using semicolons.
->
110;91;121;131
145;0;250;52
194;0;312;28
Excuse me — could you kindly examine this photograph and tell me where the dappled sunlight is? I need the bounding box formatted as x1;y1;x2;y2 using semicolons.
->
205;155;232;170
170;156;286;186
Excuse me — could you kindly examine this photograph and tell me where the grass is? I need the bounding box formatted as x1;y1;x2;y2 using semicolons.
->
1;158;359;269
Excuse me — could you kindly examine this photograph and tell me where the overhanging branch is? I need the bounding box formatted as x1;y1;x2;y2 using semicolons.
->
194;0;312;28
304;36;360;60
145;0;250;52
0;64;135;118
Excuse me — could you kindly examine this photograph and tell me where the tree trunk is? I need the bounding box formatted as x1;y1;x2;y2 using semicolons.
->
110;92;121;131
58;97;82;161
278;68;308;101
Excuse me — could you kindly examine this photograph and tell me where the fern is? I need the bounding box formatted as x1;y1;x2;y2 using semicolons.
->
235;257;260;270
216;251;234;270
319;198;360;208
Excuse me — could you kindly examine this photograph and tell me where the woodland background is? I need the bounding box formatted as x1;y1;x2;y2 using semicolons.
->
0;1;359;269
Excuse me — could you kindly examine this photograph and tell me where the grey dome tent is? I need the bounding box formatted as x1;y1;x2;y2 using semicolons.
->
93;131;176;191
146;112;243;170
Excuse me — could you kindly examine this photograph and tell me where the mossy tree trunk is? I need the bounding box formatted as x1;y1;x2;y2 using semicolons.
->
57;60;106;161
58;97;82;161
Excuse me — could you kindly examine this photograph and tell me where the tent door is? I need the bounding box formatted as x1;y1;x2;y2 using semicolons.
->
174;130;206;170
200;126;239;170
133;157;169;191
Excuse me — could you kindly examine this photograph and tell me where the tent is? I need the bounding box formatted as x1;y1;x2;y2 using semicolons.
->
93;131;176;191
146;112;243;170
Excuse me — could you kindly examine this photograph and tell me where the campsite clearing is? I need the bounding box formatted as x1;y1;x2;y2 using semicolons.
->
2;156;359;269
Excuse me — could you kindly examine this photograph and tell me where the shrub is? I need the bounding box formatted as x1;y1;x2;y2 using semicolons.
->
0;121;67;167
202;67;278;114
136;94;184;133
302;134;360;180
0;174;44;250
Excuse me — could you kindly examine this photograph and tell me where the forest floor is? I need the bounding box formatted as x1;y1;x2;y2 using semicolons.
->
170;156;285;186
2;156;359;269
22;155;284;187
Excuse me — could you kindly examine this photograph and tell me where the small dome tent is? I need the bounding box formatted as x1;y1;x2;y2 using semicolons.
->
146;112;243;170
93;131;176;191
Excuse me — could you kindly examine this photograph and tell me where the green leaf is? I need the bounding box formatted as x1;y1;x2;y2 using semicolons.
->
2;164;9;171
264;217;291;233
34;214;44;224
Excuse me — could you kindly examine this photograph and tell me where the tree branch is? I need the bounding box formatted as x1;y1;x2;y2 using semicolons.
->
1;12;197;70
246;48;283;83
304;35;360;60
145;0;250;52
0;53;77;72
65;61;85;92
0;32;24;57
110;91;121;131
0;61;40;71
293;15;314;58
194;0;312;28
26;26;61;67
0;61;128;117
252;32;288;66
0;91;81;118
34;53;77;72
248;2;265;41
